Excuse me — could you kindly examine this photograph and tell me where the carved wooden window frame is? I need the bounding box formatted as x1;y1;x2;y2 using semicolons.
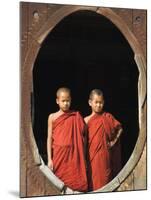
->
21;6;146;194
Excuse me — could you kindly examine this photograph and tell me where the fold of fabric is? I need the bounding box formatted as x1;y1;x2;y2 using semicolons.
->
87;112;122;191
51;111;88;192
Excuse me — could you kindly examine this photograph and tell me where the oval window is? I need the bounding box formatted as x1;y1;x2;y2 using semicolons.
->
32;10;140;193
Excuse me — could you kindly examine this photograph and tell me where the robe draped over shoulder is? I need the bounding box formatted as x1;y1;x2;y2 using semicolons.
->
87;112;122;191
51;111;88;192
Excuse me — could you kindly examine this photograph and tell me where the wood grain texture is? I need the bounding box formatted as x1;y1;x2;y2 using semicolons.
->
112;8;133;31
133;143;147;190
20;127;27;197
21;2;62;197
133;10;147;190
44;176;61;196
20;2;28;61
28;2;48;45
26;144;45;197
115;9;147;192
20;3;147;196
20;2;28;197
117;173;134;191
132;10;147;60
47;4;62;18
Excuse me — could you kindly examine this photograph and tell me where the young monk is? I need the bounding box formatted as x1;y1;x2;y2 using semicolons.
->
84;89;123;191
47;87;88;192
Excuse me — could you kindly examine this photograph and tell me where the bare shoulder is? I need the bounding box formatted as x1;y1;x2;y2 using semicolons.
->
49;111;64;122
48;113;54;122
84;115;91;124
48;112;58;122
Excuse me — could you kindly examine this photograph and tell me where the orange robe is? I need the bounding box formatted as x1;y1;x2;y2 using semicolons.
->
51;111;88;192
87;112;122;191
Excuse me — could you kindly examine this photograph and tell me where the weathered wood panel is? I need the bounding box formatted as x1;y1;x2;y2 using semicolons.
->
132;9;147;60
26;147;45;197
117;143;146;191
44;176;61;196
20;2;29;197
28;2;48;46
112;8;133;31
20;3;147;196
133;143;147;190
115;8;147;192
117;173;134;191
47;4;62;18
20;2;61;197
131;9;146;190
20;2;29;63
20;126;27;197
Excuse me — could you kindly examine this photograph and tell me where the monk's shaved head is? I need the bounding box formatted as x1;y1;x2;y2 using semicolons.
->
89;89;104;100
56;87;71;98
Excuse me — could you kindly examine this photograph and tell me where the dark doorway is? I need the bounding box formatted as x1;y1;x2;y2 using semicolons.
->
33;10;139;168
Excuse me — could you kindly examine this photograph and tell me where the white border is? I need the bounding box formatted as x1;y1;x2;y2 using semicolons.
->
0;1;150;200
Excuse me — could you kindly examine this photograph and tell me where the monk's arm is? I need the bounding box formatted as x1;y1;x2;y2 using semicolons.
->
109;126;123;148
47;114;53;170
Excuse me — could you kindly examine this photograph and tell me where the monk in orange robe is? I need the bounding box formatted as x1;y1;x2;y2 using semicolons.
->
84;89;123;191
47;87;87;192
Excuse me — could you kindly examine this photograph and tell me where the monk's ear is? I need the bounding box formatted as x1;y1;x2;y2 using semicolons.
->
88;99;92;106
56;98;59;105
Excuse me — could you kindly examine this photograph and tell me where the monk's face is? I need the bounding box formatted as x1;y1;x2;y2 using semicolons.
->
89;94;104;113
56;92;71;112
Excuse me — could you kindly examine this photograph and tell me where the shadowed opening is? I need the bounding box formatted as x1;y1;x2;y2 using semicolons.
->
32;10;139;185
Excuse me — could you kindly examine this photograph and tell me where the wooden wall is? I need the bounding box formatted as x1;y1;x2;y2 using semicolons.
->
113;8;147;191
20;2;147;197
20;3;62;197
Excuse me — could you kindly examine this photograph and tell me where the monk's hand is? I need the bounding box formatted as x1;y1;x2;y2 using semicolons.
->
107;140;116;149
48;159;53;171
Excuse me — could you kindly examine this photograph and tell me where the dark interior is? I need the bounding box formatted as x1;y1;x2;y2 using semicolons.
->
32;10;139;169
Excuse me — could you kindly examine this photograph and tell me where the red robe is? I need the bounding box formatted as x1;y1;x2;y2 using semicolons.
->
51;111;88;192
87;112;122;191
